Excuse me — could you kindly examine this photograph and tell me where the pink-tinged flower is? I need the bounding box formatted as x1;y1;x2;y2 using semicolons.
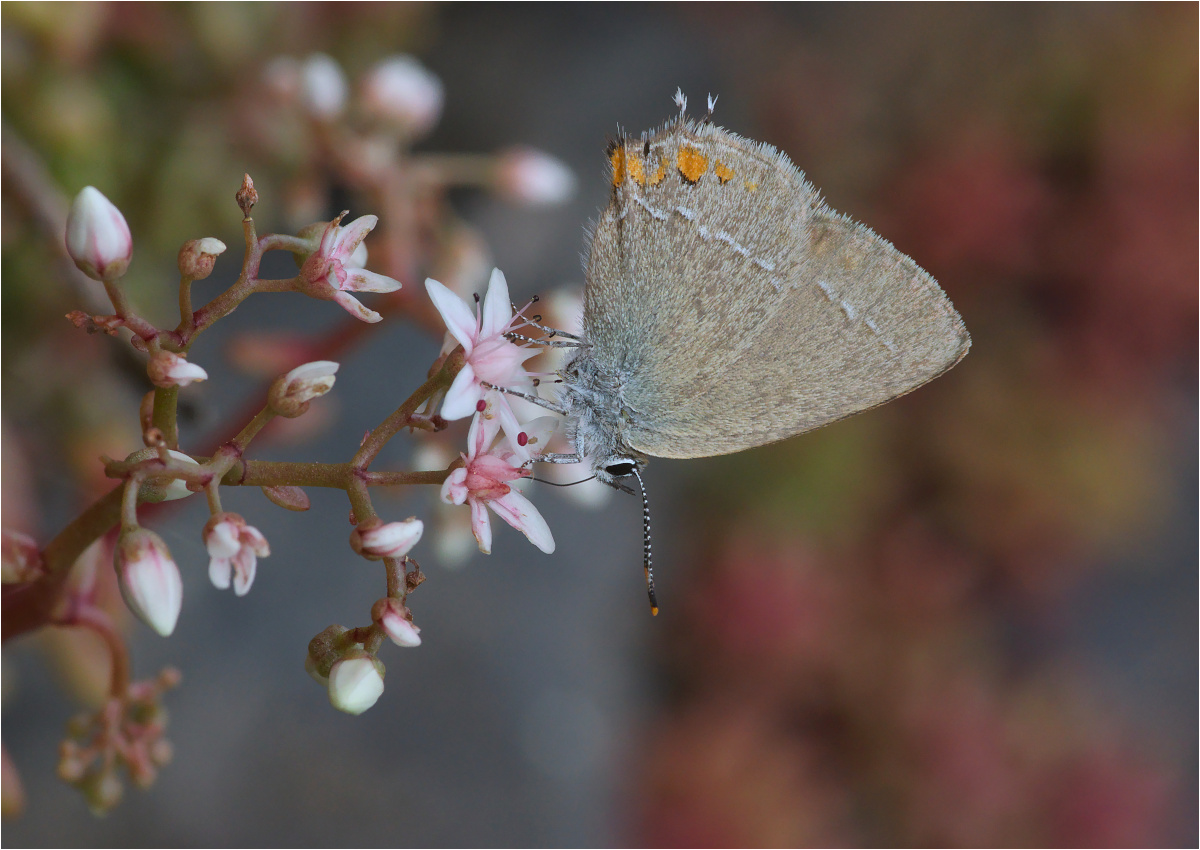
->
495;147;577;206
360;55;443;137
115;528;182;637
441;410;556;555
203;513;269;596
146;350;208;388
350;517;423;560
372;598;422;647
298;214;401;323
65;187;133;281
327;652;385;715
299;53;346;120
268;360;339;417
426;268;544;456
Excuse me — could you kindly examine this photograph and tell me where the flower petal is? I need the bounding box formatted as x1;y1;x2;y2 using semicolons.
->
489;489;555;553
333;215;378;261
425;277;478;352
343;268;402;293
469;497;492;554
332;291;382;323
232;551;257;596
209;556;232;590
440;363;481;421
480;268;514;338
441;467;469;505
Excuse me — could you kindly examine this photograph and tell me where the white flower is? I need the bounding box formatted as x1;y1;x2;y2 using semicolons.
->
426;268;543;459
299;53;347;119
350;517;423;560
495;148;576;206
373;598;422;647
268;360;339;417
360;55;443;137
203;513;269;596
146;350;208;388
115;528;182;637
327;653;385;715
441;410;556;555
298;214;401;323
65;187;133;281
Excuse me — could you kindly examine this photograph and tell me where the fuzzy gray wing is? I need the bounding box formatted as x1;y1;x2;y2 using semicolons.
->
583;120;969;460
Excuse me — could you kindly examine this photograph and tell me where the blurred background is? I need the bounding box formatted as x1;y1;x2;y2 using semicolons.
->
2;3;1195;846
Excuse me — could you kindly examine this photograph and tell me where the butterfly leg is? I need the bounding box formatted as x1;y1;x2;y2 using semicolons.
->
481;382;568;415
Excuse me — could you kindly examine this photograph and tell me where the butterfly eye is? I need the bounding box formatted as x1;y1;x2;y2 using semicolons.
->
604;460;637;477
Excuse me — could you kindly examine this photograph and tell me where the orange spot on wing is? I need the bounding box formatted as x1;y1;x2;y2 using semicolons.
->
649;157;667;185
610;149;626;185
714;160;734;183
627;152;646;185
743;180;758;192
676;146;709;183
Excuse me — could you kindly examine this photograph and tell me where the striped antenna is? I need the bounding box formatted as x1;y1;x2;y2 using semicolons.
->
633;469;658;616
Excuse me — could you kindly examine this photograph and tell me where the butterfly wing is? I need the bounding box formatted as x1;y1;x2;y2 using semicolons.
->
582;119;969;460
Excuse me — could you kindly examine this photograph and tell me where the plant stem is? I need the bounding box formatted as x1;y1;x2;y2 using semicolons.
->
152;387;180;449
352;354;459;471
2;486;124;643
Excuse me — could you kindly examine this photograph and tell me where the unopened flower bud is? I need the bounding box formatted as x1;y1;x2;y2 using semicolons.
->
268;360;339;417
495;147;576;207
147;350;208;388
177;238;227;280
65;187;133;280
350;517;423;560
305;624;349;684
372;598;422;647
115;528;182;637
125;448;200;502
2;530;43;584
82;769;123;815
327;651;385;715
299;53;346;120
360;55;443;137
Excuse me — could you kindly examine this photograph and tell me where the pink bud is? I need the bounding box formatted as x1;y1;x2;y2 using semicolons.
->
349;517;423;560
115;528;182;637
203;512;269;596
268;360;339;417
360;55;443;137
495;148;576;207
147;350;208;388
327;652;385;715
372;598;422;647
65;187;133;281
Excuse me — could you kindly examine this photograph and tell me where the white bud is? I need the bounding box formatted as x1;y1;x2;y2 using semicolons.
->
327;653;385;715
299;53;347;120
495;148;576;207
115;528;182;637
373;598;422;647
65;187;133;281
268;360;339;417
177;237;227;280
147;350;208;388
350;517;423;560
125;449;201;502
360;55;443;137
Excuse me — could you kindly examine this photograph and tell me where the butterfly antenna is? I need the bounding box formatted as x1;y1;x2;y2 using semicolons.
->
633;469;658;616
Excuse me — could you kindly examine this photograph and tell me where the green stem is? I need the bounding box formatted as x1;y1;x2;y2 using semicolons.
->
178;276;194;334
151;387;180;449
